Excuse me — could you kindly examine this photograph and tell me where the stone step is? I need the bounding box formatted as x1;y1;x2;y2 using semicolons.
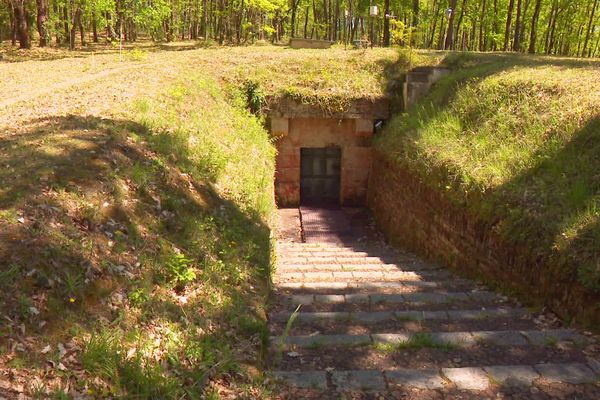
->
276;270;450;282
270;307;529;324
273;362;600;391
278;256;435;267
271;329;588;349
276;250;415;260
281;291;500;306
278;261;439;270
276;280;463;291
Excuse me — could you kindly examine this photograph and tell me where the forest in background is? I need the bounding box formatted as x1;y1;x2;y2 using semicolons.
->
0;0;599;57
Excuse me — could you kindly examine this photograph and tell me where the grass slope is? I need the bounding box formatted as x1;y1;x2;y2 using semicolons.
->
377;53;600;321
1;43;436;398
0;48;278;398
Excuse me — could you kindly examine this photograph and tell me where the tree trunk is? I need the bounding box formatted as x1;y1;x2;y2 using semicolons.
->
503;0;515;50
491;0;499;50
92;12;98;42
36;0;48;47
513;0;522;51
70;7;81;50
528;0;542;53
63;6;69;43
9;4;17;46
455;0;468;49
290;0;300;38
582;0;598;57
383;0;390;46
412;0;419;27
12;0;30;49
445;0;458;49
428;0;440;48
479;0;487;51
303;6;309;38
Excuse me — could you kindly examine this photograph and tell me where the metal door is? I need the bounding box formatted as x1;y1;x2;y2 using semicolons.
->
300;147;341;205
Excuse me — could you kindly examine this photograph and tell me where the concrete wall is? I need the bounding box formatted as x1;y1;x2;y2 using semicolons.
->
274;117;374;207
289;38;334;49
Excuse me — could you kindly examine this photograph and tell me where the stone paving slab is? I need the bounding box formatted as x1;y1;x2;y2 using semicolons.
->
443;367;490;390
273;371;328;389
331;370;387;391
535;363;598;384
315;294;346;303
271;308;528;324
385;369;446;389
484;365;540;386
274;363;600;393
275;334;372;347
588;357;600;374
471;330;529;346
275;330;583;349
521;329;588;346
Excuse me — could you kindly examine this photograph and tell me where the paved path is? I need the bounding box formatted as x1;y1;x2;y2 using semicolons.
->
269;208;600;399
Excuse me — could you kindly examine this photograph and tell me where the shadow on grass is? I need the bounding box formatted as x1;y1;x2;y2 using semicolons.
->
0;114;272;397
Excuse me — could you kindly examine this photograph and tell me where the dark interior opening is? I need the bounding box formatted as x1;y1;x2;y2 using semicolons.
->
300;147;341;206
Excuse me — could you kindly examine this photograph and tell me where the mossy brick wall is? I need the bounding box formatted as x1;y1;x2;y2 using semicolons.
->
368;151;600;328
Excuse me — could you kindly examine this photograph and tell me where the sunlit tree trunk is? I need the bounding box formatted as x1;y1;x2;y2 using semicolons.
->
36;0;48;47
513;0;522;51
528;0;542;53
503;0;515;50
582;0;598;56
12;0;30;49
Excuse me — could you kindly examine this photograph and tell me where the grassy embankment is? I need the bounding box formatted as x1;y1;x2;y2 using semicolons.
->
377;53;600;325
0;45;424;398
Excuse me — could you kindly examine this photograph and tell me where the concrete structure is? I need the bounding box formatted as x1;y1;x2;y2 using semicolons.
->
270;65;448;207
270;99;389;207
289;38;334;49
403;66;450;109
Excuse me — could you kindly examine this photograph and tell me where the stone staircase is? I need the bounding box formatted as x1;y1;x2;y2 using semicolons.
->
268;226;600;398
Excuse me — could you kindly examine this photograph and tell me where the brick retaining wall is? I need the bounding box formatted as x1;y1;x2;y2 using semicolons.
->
368;151;599;328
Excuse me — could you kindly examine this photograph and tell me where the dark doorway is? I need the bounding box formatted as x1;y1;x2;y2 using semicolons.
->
300;147;341;206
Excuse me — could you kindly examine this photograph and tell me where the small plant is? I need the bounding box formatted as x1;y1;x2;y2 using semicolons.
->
63;271;84;301
243;80;265;114
165;252;197;289
0;263;20;288
274;305;301;366
544;336;559;348
128;287;150;307
374;333;457;352
127;48;148;62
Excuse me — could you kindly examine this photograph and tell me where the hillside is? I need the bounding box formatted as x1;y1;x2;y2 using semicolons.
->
376;53;600;325
0;45;427;398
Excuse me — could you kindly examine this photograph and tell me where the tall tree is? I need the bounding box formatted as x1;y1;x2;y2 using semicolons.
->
445;0;458;49
582;0;598;56
10;0;29;48
513;0;523;51
503;0;515;50
36;0;48;46
528;0;542;53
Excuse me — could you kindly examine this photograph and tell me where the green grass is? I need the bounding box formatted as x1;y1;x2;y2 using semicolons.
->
373;333;458;352
377;52;600;323
0;54;278;397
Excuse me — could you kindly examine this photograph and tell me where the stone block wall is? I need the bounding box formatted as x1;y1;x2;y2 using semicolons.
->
368;151;600;327
274;117;374;207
